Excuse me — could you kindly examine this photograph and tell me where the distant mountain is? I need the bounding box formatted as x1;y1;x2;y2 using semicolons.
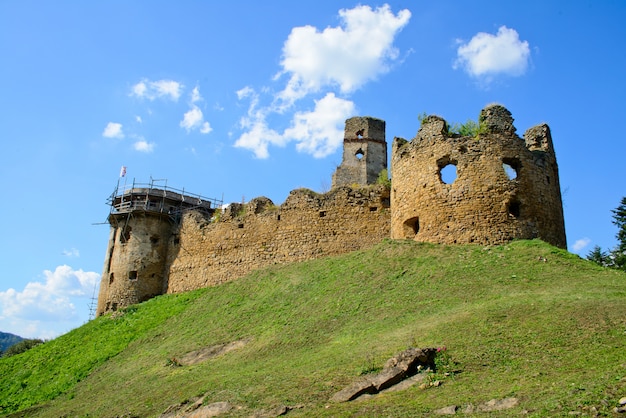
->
0;331;24;353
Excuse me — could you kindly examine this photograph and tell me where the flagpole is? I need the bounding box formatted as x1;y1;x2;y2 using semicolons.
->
118;166;127;207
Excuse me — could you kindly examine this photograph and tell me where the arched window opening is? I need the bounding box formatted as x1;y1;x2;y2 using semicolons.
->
355;149;365;160
502;157;521;180
403;217;420;238
508;198;521;218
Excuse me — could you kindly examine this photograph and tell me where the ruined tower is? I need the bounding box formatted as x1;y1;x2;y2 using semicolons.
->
96;181;218;316
332;116;387;188
391;104;566;248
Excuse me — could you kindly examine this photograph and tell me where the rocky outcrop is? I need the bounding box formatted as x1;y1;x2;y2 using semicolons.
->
330;347;437;403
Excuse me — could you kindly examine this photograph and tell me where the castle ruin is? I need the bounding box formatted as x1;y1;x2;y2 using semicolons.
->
96;105;566;316
391;105;566;247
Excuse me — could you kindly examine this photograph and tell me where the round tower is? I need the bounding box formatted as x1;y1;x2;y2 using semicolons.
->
96;182;217;316
332;116;387;188
390;104;566;248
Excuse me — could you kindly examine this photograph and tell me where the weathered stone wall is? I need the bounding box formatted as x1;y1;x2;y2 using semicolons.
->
96;105;568;315
96;213;173;315
165;185;391;293
390;104;566;248
332;117;387;188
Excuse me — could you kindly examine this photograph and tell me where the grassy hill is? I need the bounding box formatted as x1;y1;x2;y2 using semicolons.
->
1;239;624;417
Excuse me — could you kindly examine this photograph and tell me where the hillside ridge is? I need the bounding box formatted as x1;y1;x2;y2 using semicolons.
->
1;240;625;417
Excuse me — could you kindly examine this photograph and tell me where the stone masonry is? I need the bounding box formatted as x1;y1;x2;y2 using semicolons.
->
165;186;390;294
332;116;387;188
96;106;566;315
390;104;566;247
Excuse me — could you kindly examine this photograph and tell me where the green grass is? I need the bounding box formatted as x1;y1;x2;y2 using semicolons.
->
1;240;624;417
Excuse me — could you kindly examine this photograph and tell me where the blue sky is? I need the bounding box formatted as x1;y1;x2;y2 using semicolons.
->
1;1;624;339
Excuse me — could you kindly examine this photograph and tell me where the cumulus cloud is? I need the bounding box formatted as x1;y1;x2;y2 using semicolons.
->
0;265;99;323
454;26;530;80
200;122;212;134
284;93;355;158
131;78;183;101
190;86;202;103
235;4;409;159
572;238;591;253
133;139;155;153
235;91;354;159
102;122;124;138
276;4;411;106
234;90;286;159
180;107;203;131
180;87;213;134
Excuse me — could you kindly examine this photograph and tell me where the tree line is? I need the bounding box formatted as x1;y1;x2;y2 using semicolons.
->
587;197;626;271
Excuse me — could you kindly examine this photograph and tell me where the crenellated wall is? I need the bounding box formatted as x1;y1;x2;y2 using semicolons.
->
165;186;391;293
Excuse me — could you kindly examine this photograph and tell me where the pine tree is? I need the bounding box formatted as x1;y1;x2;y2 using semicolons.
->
586;245;608;267
610;197;626;270
587;197;626;271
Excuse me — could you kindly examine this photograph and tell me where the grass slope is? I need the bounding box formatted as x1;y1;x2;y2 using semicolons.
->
1;240;624;417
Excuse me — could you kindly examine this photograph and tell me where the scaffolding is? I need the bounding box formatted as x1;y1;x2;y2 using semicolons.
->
107;177;223;223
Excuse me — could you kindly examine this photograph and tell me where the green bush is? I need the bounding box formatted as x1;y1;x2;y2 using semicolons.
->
1;339;44;358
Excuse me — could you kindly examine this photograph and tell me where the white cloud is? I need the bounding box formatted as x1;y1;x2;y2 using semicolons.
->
200;122;212;134
572;238;591;253
284;93;355;158
276;4;411;106
102;122;124;139
130;78;183;101
179;87;212;134
133;139;155;153
181;107;203;131
0;265;99;324
235;5;409;159
62;248;79;257
234;118;285;159
180;106;212;134
454;26;530;79
191;86;202;103
135;115;142;123
235;92;354;159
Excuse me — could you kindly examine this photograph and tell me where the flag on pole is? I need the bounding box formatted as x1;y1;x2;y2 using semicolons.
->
119;166;127;177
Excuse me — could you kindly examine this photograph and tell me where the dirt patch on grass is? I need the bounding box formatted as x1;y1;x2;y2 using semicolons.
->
178;338;251;366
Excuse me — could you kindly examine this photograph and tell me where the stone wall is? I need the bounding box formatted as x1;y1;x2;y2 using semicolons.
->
332;117;387;188
96;213;173;315
164;185;391;293
96;105;568;315
390;104;566;248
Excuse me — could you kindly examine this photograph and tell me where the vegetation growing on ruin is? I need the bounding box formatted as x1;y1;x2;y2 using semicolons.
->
448;119;489;138
1;240;624;417
417;112;488;138
376;168;391;188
